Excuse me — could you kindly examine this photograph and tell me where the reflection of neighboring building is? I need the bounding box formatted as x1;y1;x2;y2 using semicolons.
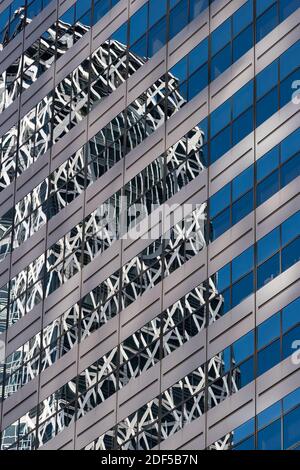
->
0;11;230;451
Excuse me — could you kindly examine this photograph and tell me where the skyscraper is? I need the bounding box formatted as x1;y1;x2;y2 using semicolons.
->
0;0;299;451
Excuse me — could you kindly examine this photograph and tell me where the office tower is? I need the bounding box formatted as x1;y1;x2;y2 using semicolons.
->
0;0;299;451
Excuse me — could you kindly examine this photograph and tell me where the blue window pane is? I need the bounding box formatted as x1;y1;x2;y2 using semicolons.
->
220;287;231;315
232;190;253;225
148;17;166;56
257;312;281;349
113;23;127;45
282;237;300;272
256;170;279;206
235;357;254;388
210;184;230;218
257;401;281;430
280;40;300;80
93;0;109;25
283;388;300;413
233;418;255;444
211;100;231;137
232;246;254;283
280;69;300;108
149;0;166;27
232;331;254;364
256;61;279;99
257;253;280;289
233;81;254;119
283;325;300;360
281;128;300;163
256;87;278;128
257;339;281;376
233;25;253;62
210;126;231;163
169;0;188;40
233;0;253;36
211;43;231;80
282;298;300;333
231;271;254;308
188;63;208;100
280;0;300;22
232;166;254;200
284;406;300;449
256;0;276;16
189;0;208;20
170;57;188;82
216;263;230;291
233;436;255;450
282;212;300;245
256;146;280;181
130;4;148;44
232;108;253;146
130;33;147;57
257;227;280;264
221;346;231;373
256;4;278;42
211;18;231;56
281;153;300;188
189;38;208;73
257;419;281;450
211;208;231;240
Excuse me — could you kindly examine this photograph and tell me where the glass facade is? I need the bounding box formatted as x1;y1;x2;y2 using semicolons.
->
0;0;299;451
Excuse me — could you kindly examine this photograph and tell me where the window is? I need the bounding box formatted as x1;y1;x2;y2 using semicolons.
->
211;19;231;55
212;208;230;240
282;325;300;360
256;87;278;127
232;331;254;364
281;211;300;245
211;44;231;80
257;228;280;264
231;272;254;308
257;313;280;349
282;298;300;333
257;419;281;450
256;61;279;99
210;184;230;218
284;406;300;449
257;401;281;430
257;253;280;289
233;0;253;36
256;170;279;206
232;247;254;283
257;340;280;376
233;25;253;62
256;4;278;42
211;101;231;137
231;190;253;225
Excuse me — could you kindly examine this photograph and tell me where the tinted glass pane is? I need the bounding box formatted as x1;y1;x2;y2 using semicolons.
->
189;38;208;73
282;237;300;272
283;388;300;413
211;18;231;55
235;357;254;388
233;25;253;62
257;419;281;450
284;406;300;449
232;331;254;364
149;0;166;27
256;146;280;181
232;166;254;200
170;57;188;82
280;69;300;108
283;325;300;360
190;0;208;20
210;126;231;163
211;44;231;80
257;227;280;264
256;4;278;42
210;184;230;218
233;0;253;36
231;272;254;308
280;40;300;80
256;61;278;99
281;154;300;188
279;0;300;22
257;339;281;376
257;253;280;289
233;436;255;450
257;312;281;349
232;246;254;283
211;208;231;240
216;263;231;291
169;0;188;40
211;100;231;137
188;63;208;100
232;190;253;225
130;5;147;44
233;81;254;119
233;418;255;444
256;87;278;127
256;0;276;16
282;298;300;333
258;402;281;430
232;108;253;146
256;170;279;206
148;17;166;56
281;128;300;163
282;212;300;245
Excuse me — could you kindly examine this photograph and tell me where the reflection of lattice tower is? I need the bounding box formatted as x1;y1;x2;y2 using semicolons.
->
1;14;230;450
